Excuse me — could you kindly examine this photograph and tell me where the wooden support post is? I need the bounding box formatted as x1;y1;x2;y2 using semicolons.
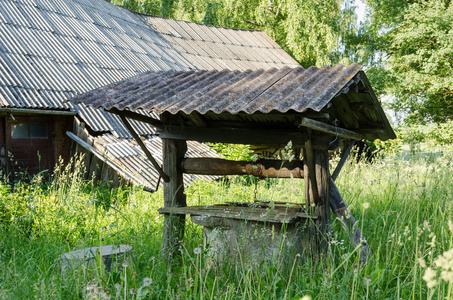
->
329;178;372;262
118;113;170;183
331;140;356;181
328;139;372;263
303;131;330;257
161;138;187;262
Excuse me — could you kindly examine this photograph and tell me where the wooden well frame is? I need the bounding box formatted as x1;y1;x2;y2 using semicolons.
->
110;109;372;263
73;66;396;264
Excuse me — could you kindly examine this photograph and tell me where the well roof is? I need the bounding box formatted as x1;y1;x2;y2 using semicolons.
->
73;64;396;141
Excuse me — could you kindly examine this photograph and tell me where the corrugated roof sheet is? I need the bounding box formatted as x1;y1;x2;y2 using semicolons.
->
73;64;363;115
0;0;299;137
141;16;299;72
91;134;219;188
0;0;188;113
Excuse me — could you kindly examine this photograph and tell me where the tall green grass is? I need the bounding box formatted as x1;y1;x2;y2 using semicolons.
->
1;151;453;299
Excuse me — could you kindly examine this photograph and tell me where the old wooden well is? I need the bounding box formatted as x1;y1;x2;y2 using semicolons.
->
73;64;396;264
159;201;310;263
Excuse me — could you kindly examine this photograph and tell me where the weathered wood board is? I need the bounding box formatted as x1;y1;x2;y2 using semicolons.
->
158;204;315;224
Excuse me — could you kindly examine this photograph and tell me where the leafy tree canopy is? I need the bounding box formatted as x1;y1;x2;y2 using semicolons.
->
360;0;453;123
110;0;358;68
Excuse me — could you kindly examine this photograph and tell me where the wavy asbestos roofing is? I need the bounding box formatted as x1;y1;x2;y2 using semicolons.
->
73;64;363;115
90;134;219;188
0;0;189;112
0;0;299;137
140;16;299;72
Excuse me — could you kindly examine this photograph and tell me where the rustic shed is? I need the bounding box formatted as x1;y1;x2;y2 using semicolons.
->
0;0;299;185
73;63;396;262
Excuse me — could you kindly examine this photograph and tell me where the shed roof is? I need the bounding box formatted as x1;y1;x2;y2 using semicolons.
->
73;64;396;141
0;0;298;138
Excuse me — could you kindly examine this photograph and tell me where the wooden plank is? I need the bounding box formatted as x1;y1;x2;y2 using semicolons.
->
161;138;188;262
158;205;315;223
222;201;304;212
300;117;361;141
72;118;93;175
254;200;305;208
158;126;307;147
182;157;304;178
118;113;170;183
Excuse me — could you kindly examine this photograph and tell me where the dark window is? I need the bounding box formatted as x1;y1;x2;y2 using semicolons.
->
11;123;48;139
11;123;28;138
30;123;47;138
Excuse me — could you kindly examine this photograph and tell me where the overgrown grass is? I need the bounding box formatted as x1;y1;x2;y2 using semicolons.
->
1;151;453;299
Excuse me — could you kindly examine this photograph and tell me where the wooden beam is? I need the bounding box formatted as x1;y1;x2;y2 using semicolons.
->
331;140;355;181
187;112;207;127
300;117;361;141
329;178;372;262
158;126;307;147
328;141;372;263
355;129;385;135
304;134;320;204
109;108;164;128
314;141;330;255
66;131;148;187
161;138;188;262
304;131;330;256
181;158;304;178
118;113;170;183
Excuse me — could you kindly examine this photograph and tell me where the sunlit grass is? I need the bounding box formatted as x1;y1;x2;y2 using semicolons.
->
1;150;453;299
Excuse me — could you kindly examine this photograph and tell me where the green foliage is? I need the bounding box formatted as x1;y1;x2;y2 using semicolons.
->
427;120;453;145
387;0;453;122
367;137;402;158
3;151;453;298
359;0;453;122
395;120;453;152
207;143;252;160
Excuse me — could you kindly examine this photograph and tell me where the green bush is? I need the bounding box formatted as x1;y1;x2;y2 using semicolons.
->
207;143;252;161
